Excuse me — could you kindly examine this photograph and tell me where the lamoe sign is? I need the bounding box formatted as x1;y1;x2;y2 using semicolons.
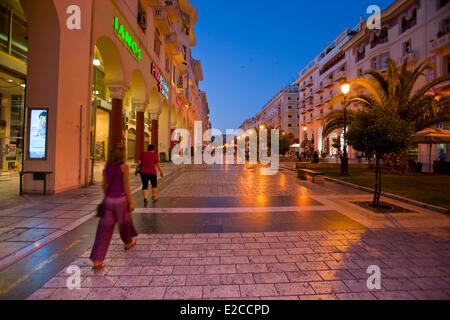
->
113;17;142;60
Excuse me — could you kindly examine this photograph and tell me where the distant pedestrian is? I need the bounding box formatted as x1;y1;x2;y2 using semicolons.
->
357;151;362;163
439;149;447;161
136;144;164;205
312;151;319;163
90;144;137;270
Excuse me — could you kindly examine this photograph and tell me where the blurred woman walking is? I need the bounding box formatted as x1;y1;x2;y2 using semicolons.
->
136;144;164;205
90;144;137;270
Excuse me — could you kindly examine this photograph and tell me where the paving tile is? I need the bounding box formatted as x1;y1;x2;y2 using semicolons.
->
173;265;206;275
203;285;241;299
141;266;174;276
253;272;289;284
47;288;92;300
249;256;278;264
150;275;186;286
221;274;255;285
372;291;416;300
114;276;153;287
164;286;203;299
409;277;450;290
26;288;56;300
236;264;268;273
275;283;315;296
285;271;322;282
336;292;377;300
299;294;337;300
0;241;33;259
318;270;355;281
186;275;221;286
277;255;307;263
267;263;298;272
220;256;249;264
409;290;450;300
6;228;55;242
190;257;220;265
240;284;278;297
81;276;119;288
127;287;166;300
206;264;237;274
106;267;142;276
86;288;129;300
310;281;351;294
297;261;329;271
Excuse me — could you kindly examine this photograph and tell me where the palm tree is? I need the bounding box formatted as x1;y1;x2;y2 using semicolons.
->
323;58;450;174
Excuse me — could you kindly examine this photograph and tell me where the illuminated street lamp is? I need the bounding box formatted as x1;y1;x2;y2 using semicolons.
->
260;125;265;130
340;83;351;176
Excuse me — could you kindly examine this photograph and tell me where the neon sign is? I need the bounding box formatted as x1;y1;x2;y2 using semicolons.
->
151;63;169;100
113;17;142;60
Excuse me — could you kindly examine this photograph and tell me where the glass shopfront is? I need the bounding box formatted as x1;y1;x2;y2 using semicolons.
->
94;107;110;162
0;71;25;173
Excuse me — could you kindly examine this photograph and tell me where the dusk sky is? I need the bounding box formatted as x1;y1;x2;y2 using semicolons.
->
190;0;394;132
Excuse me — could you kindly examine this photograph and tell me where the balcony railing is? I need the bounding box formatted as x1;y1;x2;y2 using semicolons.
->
305;78;313;87
333;70;347;82
322;77;334;88
429;32;450;53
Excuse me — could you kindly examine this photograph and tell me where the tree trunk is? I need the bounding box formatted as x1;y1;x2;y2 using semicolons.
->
373;156;382;211
383;148;409;175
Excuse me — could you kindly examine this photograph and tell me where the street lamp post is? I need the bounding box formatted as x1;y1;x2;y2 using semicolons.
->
340;83;350;176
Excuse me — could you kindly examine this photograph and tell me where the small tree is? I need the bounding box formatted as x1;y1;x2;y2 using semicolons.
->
347;108;413;209
280;133;295;155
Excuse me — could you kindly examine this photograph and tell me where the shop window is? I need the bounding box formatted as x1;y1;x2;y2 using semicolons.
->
93;67;106;101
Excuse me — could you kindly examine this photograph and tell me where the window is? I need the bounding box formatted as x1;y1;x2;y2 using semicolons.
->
358;68;363;76
0;5;28;62
137;4;146;33
446;55;450;75
439;18;450;37
288;115;292;118
0;4;9;54
356;47;365;63
438;0;449;10
403;40;412;55
154;32;161;57
379;28;388;44
372;57;378;69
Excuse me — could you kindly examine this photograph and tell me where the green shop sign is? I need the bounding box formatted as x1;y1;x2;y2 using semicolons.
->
113;17;142;60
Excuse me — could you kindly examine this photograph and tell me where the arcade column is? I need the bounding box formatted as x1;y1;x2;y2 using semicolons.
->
150;112;160;155
108;85;128;146
134;101;146;162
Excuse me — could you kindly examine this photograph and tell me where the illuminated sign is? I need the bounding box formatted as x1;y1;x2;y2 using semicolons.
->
28;109;48;159
151;63;169;100
113;17;142;60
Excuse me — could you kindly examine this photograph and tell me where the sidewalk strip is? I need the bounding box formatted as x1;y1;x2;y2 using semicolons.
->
134;206;330;214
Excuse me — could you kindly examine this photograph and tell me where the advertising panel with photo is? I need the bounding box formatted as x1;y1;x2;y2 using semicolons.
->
28;109;48;159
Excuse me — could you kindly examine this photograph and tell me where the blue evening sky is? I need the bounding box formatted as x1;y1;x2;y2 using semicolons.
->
190;0;394;132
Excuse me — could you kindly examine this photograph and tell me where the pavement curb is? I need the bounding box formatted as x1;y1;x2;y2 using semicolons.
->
280;165;449;215
324;176;449;215
0;164;185;272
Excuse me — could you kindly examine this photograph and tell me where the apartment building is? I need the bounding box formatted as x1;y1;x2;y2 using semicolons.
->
240;85;300;140
297;0;449;161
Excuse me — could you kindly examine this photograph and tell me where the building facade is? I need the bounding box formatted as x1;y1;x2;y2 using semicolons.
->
0;0;211;193
297;0;449;161
240;84;300;140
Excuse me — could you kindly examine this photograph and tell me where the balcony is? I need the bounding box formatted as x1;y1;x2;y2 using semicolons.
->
304;90;313;99
313;83;324;94
322;77;334;88
164;0;180;23
299;105;307;114
299;82;306;92
333;70;347;82
314;97;325;108
305;78;313;87
306;102;314;111
429;32;450;54
165;33;182;55
153;7;171;35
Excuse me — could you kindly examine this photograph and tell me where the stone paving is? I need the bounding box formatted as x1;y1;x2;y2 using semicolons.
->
0;161;180;270
24;163;450;300
27;228;450;300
